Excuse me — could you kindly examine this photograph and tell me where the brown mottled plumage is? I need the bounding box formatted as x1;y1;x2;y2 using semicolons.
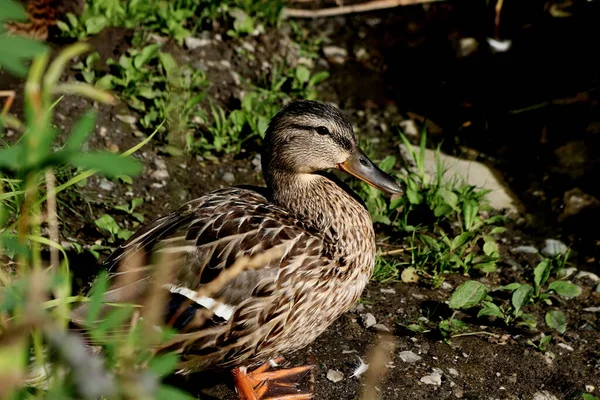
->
4;0;85;40
73;100;404;398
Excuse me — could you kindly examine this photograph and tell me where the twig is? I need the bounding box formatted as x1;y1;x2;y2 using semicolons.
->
451;331;500;339
45;170;59;269
379;247;413;256
494;0;504;39
0;90;16;116
282;0;445;18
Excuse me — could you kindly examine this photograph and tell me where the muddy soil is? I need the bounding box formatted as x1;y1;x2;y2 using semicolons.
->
1;1;599;399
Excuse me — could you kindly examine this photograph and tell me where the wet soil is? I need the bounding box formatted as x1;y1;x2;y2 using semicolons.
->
1;1;599;398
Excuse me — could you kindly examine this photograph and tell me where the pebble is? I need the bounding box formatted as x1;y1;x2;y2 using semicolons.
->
98;179;115;191
151;169;169;180
184;37;211;49
222;172;236;183
360;313;377;329
511;245;539;254
323;45;348;64
372;324;390;332
583;307;600;313
532;391;559;400
453;386;464;398
586;385;595;393
398;119;419;137
541;239;568;257
557;343;574;351
575;271;600;282
448;368;459;377
420;371;442;386
116;114;136;124
440;281;453;291
241;41;255;53
398;351;421;363
380;288;396;294
326;369;344;383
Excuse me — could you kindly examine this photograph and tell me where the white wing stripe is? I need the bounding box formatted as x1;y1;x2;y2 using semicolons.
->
164;284;234;320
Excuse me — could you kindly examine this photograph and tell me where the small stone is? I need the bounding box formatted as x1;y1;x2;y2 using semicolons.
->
440;282;453;291
222;172;235;183
398;351;421;363
380;288;396;294
99;126;108;137
453;386;464;398
326;369;344;383
532;391;559;400
511;246;539;254
458;37;479;58
586;385;595;393
220;60;232;69
448;368;459;377
583;307;600;313
151;169;169;180
420;371;442;386
352;303;366;313
323;46;348;64
575;271;600;282
116;114;137;124
241;41;255;53
360;313;376;329
541;239;568;257
557;343;573;351
372;324;390;332
398;119;419;137
185;37;211;49
98;179;115;191
154;158;167;170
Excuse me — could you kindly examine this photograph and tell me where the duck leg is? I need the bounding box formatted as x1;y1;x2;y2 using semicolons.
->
232;357;314;400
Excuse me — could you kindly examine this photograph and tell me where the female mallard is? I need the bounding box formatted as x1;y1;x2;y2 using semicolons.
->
75;100;403;399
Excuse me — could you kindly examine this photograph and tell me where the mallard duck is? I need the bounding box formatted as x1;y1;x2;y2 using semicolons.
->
4;0;85;40
73;100;403;399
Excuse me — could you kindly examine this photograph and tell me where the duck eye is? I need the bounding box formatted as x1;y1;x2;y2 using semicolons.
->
315;126;330;136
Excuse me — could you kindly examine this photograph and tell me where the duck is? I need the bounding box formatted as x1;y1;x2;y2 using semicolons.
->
72;99;404;400
4;0;85;40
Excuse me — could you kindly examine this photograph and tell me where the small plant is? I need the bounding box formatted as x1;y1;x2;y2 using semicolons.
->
94;213;133;243
113;197;145;223
526;334;552;352
96;44;208;137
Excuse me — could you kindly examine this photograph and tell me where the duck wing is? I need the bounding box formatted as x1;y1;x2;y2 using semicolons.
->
77;186;335;336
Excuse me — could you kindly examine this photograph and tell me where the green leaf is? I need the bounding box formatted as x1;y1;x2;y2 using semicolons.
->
582;394;600;400
378;155;396;173
308;70;329;87
539;334;552;348
517;313;537;330
406;188;423;205
131;197;144;209
490;226;506;235
95;214;120;236
156;385;196;400
451;232;472;251
0;35;48;77
533;260;551;294
134;44;160;69
511;284;533;313
149;353;180;377
475;261;497;273
462;199;478;231
483;239;499;258
406;323;428;334
436;188;458;209
295;65;310;84
0;143;24;170
86;271;109;325
497;282;521;292
65;111;97;152
449;280;488;310
545;310;566;334
477;301;505;319
68;151;142;178
0;0;28;21
547;281;582;298
159;51;178;76
84;15;108;35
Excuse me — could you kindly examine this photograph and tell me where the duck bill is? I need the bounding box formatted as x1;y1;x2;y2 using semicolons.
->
338;148;404;195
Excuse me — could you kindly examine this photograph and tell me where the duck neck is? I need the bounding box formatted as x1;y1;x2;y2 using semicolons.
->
267;170;374;245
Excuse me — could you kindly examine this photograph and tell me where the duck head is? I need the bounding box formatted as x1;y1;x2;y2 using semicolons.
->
262;100;404;195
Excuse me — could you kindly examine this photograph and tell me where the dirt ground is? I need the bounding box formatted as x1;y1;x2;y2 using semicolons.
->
1;1;599;399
